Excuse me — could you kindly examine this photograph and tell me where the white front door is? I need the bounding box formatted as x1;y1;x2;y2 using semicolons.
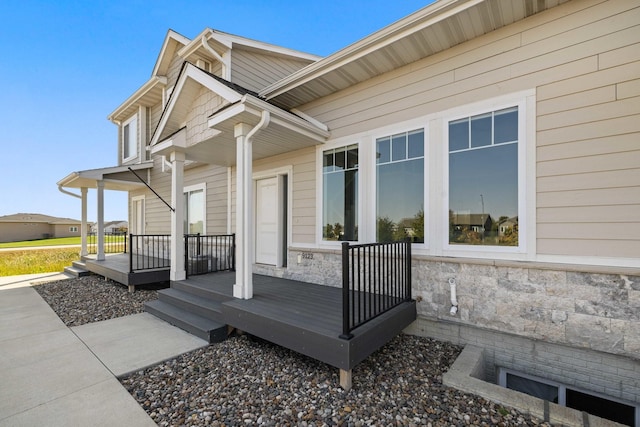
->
255;177;279;265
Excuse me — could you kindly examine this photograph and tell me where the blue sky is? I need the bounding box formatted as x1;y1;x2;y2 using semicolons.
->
0;0;431;222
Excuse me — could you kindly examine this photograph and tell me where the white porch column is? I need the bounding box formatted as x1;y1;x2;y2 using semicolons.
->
80;187;88;257
234;123;254;299
96;180;105;261
170;150;186;281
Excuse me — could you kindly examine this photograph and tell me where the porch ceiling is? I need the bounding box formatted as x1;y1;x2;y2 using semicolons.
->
262;0;569;109
57;162;154;191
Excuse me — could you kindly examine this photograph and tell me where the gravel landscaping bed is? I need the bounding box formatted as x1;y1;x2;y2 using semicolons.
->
122;334;551;427
34;275;551;426
33;275;160;327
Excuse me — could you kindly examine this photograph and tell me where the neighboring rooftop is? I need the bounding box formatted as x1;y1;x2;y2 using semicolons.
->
0;213;81;224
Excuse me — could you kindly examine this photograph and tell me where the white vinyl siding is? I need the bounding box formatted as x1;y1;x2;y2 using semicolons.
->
299;0;639;263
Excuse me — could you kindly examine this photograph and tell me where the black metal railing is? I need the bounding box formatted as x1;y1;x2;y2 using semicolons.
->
340;239;412;339
129;234;171;273
185;233;235;277
87;232;128;254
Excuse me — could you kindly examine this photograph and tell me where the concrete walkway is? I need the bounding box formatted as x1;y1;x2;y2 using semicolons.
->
0;274;208;426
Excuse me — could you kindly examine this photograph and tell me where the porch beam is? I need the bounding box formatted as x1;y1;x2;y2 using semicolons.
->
96;180;105;261
80;187;88;257
170;150;186;281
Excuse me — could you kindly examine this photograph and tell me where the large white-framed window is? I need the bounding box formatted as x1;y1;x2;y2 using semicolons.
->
184;183;206;235
321;143;359;242
443;95;529;254
375;128;425;243
122;114;138;162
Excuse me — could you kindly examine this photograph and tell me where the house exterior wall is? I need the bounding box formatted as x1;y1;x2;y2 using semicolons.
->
300;0;640;265
51;223;81;238
0;223;51;242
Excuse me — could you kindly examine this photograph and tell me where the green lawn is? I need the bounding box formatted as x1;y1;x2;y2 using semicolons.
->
0;236;82;248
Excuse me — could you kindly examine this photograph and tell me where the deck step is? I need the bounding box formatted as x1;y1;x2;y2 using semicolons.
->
157;288;224;322
144;300;227;343
171;280;232;302
64;265;90;278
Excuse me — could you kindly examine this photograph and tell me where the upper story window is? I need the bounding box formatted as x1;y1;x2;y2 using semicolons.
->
376;129;425;243
447;107;519;247
322;144;358;241
122;115;137;162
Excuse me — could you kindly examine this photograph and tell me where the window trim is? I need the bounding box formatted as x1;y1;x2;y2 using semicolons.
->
184;183;206;235
442;93;532;256
69;226;78;233
371;125;428;248
317;140;362;246
122;114;138;163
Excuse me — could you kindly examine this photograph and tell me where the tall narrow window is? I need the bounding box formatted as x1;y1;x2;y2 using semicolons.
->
448;107;519;246
122;115;137;161
323;144;358;241
184;188;204;234
376;129;424;243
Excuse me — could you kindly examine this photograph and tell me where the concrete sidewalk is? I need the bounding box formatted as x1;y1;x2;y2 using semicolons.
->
0;277;208;426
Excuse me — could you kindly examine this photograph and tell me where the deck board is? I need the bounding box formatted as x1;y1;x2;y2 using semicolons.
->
180;272;416;370
84;254;170;287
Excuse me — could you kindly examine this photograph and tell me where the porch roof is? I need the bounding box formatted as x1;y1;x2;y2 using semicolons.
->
57;162;154;191
150;64;329;166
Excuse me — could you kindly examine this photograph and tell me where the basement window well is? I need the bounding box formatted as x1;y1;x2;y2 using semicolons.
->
498;368;639;426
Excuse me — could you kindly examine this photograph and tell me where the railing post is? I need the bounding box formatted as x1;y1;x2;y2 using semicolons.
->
184;234;189;278
129;234;134;273
405;238;412;301
124;232;127;254
340;242;353;340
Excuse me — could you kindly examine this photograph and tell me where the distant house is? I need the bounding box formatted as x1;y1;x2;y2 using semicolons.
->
90;221;128;234
451;213;493;234
0;213;84;243
498;216;518;237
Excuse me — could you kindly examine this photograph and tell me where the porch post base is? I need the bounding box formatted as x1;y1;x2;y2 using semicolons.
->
233;283;245;299
339;369;352;391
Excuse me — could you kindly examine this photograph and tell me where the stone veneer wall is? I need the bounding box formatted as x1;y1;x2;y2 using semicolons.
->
256;247;640;404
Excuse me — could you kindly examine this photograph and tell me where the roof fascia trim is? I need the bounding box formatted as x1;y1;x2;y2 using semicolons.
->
151;29;191;77
107;76;167;123
261;0;478;100
208;94;329;141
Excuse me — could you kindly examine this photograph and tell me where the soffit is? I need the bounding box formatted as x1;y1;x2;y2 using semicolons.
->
57;162;154;191
263;0;568;109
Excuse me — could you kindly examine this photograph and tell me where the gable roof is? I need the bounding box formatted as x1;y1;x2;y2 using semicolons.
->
0;213;81;225
149;62;247;145
261;0;568;109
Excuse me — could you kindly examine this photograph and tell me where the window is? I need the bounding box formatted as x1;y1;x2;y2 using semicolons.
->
184;185;205;234
376;129;424;243
322;144;358;241
122;115;137;161
448;107;519;247
69;226;78;233
499;368;639;426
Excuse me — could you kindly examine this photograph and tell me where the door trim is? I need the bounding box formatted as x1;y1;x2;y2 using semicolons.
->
253;166;292;268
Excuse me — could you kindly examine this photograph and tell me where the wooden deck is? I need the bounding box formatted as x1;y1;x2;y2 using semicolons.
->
83;253;170;288
179;272;416;371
